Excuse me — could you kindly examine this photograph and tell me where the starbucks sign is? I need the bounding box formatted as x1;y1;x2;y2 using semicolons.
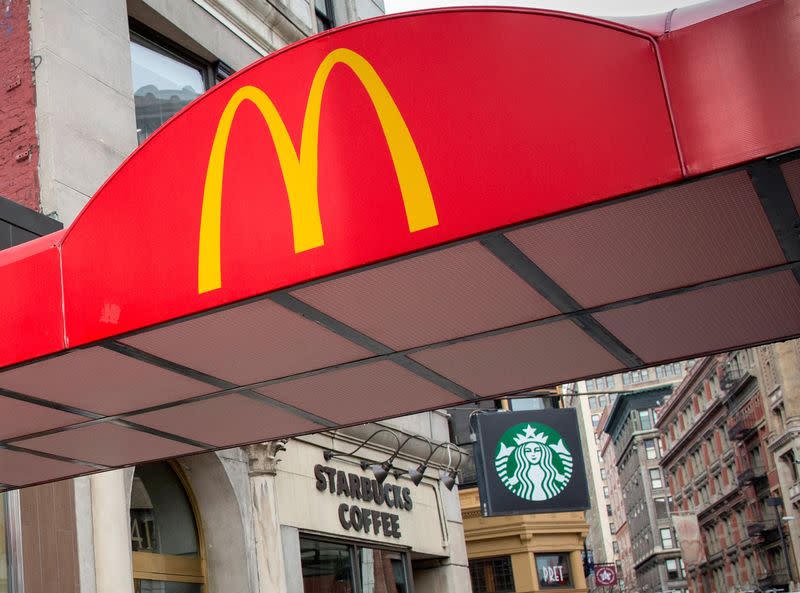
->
495;423;574;501
473;409;589;516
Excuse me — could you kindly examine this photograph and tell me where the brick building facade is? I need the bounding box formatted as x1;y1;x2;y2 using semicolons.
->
0;0;39;211
658;350;798;593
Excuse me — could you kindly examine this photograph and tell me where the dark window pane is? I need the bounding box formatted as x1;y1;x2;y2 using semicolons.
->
300;538;354;593
134;580;202;593
469;557;515;593
130;37;206;144
315;0;335;30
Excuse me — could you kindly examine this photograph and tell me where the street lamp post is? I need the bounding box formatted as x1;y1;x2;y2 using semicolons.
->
766;497;794;586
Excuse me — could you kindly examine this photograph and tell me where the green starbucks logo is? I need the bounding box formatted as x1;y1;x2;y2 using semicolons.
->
495;423;573;501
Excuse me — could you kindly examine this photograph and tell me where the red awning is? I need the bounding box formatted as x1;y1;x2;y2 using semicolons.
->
0;1;798;488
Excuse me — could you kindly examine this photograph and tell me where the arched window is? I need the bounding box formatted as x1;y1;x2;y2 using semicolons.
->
130;462;205;592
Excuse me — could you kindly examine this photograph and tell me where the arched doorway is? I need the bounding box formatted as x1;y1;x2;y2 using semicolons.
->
130;461;206;592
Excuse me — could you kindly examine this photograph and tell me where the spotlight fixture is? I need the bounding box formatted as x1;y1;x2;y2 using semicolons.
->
439;468;457;491
440;444;463;491
408;441;461;487
323;431;438;485
365;434;429;485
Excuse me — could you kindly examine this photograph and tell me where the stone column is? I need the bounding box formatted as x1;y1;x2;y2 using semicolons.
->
569;550;587;592
511;552;538;592
248;441;288;593
91;470;134;593
775;339;800;589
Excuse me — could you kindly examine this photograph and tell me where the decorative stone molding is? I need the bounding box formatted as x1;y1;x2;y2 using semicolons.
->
195;0;313;53
247;440;287;476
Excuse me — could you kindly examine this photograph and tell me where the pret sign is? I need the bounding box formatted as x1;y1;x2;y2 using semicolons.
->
536;553;572;589
595;564;618;587
473;409;590;516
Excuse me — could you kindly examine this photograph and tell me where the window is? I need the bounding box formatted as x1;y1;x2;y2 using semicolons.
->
750;445;762;468
315;0;336;31
469;556;514;593
612;541;620;555
650;468;663;489
589;396;597;408
666;558;680;579
660;528;674;549
607;504;613;517
639;410;653;431
130;32;209;145
131;462;204;592
645;439;658;460
600;468;607;480
598;395;608;407
536;554;572;589
603;486;610;498
654;497;669;520
509;397;548;411
302;536;412;593
592;414;600;428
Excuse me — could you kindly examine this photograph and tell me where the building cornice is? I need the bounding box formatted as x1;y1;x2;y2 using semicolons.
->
660;396;725;467
656;357;716;423
193;0;312;54
768;427;800;452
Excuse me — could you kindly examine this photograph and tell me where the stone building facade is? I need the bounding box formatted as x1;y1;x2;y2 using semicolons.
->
604;385;687;593
564;363;687;591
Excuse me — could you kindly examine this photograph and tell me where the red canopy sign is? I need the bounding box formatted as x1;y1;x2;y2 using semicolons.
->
0;2;797;488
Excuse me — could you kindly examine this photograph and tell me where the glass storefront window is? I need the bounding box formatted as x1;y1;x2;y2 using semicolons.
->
130;34;207;144
536;553;572;589
134;581;202;593
469;556;515;593
130;462;204;592
301;538;354;593
300;536;411;593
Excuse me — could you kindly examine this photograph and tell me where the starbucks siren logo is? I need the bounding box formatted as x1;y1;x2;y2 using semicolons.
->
495;422;573;501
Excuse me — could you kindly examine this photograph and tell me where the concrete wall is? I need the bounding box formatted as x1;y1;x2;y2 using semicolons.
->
29;0;137;225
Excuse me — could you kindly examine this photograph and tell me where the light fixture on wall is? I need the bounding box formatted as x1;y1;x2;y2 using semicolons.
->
323;429;406;485
439;444;463;491
323;430;462;487
323;429;400;463
408;441;462;488
359;434;429;485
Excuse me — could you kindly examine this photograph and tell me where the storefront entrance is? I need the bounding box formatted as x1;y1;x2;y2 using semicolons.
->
299;536;411;593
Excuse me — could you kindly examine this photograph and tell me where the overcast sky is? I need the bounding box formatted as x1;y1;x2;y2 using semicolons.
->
384;0;705;17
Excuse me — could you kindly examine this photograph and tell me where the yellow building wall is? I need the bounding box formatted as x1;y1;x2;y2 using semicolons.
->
460;488;589;593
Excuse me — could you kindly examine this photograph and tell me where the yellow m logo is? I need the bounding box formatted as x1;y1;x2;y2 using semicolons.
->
198;48;439;293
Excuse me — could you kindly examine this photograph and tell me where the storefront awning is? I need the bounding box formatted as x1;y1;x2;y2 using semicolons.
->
0;1;798;488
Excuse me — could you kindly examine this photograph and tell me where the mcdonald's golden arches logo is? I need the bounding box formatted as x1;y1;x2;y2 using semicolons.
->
198;48;439;294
